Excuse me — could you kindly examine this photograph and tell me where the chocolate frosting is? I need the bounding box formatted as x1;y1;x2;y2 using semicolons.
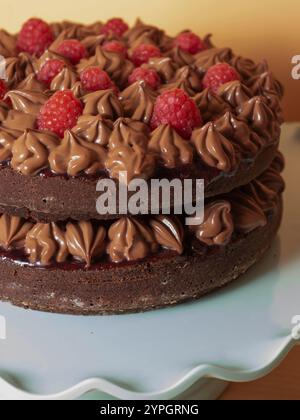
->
190;200;234;246
125;18;165;49
169;46;195;67
34;49;68;73
0;128;18;162
217;81;252;108
0;214;33;250
81;34;106;55
193;88;230;122
194;47;233;75
50;67;78;91
17;73;45;92
271;150;285;173
106;118;155;183
192;122;237;172
107;217;158;263
150;215;184;254
147;57;178;82
230;56;265;82
49;130;107;176
0;101;9;122
5;57;26;88
230;191;267;233
73;115;113;145
120;81;157;124
160;65;202;96
5;90;48;116
82;89;123;119
25;222;68;265
251;70;284;98
0;29;17;57
2;110;37;131
11;129;59;175
66;221;106;266
149;124;194;168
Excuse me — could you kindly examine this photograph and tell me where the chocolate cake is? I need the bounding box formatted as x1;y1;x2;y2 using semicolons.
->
0;17;285;314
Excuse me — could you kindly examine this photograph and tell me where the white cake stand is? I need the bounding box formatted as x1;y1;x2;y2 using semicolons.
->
0;123;299;400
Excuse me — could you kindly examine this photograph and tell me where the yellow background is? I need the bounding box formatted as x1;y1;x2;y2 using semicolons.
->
0;0;299;120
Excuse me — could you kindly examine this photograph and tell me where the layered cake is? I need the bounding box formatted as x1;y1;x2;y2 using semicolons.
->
0;17;284;314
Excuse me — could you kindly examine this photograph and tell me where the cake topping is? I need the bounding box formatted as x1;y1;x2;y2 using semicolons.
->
131;43;162;67
124;19;165;49
251;70;284;98
192;122;237;172
194;47;233;75
0;214;33;250
103;40;128;58
106;118;155;183
56;39;87;64
0;128;18;162
17;18;54;57
193;88;230;122
50;66;78;91
217;80;252;108
0;81;8;102
80;67;116;93
230;191;267;233
147;57;178;83
0;101;9;122
169;46;195;67
190;200;234;246
81;34;106;55
107;217;158;263
151;89;202;139
128;67;161;90
11;129;59;175
49;130;107;176
203;63;240;93
160;65;202;96
66;221;106;266
174;31;206;55
0;29;17;57
150;216;184;254
101;18;129;37
17;73;45;92
149;124;194;168
121;80;157;124
25;222;68;265
73;115;113;145
82;89;123;119
230;56;262;82
6;90;48;116
2;110;37;131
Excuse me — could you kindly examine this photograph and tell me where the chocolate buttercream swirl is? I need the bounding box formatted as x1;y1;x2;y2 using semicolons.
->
0;29;17;57
243;178;278;212
237;96;279;141
81;34;106;55
169;46;195;67
194;47;233;75
17;73;45;92
193;88;230;122
11;129;60;175
160;66;202;96
251;71;284;98
149;124;194;168
190;200;234;246
2;110;37;131
0;101;9;122
147;57;178;83
214;111;262;156
125;19;165;49
230;191;267;234
217;81;252;108
25;222;68;265
5;57;25;88
5;90;48;116
66;221;106;267
192;122;237;172
0;214;33;250
0;127;19;162
106;118;155;183
107;217;158;263
150;215;184;254
73;115;113;145
120;81;157;124
82;89;123;119
271;151;285;173
49;130;107;176
257;165;285;196
34;49;69;73
50;67;78;91
230;56;265;82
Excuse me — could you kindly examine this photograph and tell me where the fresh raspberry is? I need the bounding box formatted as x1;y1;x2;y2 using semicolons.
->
0;80;8;101
131;44;162;67
56;39;87;65
37;90;83;138
80;67;116;92
101;18;129;37
17;18;54;57
103;41;127;58
37;59;66;87
203;63;240;93
151;89;202;139
174;31;206;55
128;67;161;90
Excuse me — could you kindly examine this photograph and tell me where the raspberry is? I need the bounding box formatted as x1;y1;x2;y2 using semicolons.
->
56;39;87;65
203;63;240;93
101;18;129;37
80;67;116;92
128;67;161;90
17;18;54;57
37;90;83;138
103;41;127;58
174;31;206;55
0;80;8;101
131;44;162;67
151;89;202;139
37;59;66;87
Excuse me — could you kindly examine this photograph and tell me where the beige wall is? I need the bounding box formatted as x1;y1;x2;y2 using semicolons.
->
0;0;299;120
